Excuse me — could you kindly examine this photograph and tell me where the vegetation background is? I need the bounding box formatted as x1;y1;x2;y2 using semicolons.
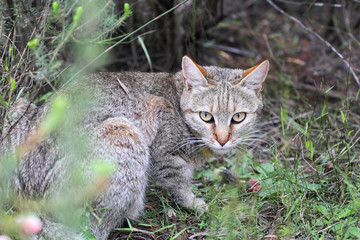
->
1;0;360;239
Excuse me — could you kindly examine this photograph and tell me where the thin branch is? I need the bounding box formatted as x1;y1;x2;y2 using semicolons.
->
64;0;189;86
266;0;360;88
275;0;343;8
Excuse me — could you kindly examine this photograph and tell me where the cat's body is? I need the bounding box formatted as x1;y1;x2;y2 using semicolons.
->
1;56;269;239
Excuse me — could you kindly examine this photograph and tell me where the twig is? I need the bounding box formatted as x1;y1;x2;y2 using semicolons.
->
117;77;129;95
275;0;343;8
265;0;360;88
203;42;255;57
189;230;210;239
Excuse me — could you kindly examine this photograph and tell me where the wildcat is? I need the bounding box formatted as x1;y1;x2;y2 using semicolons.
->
1;56;269;239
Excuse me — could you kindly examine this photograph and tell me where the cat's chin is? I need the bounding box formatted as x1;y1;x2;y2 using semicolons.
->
210;147;233;155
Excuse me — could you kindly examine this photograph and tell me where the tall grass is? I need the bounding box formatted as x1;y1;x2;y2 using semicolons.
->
0;1;132;238
1;1;360;240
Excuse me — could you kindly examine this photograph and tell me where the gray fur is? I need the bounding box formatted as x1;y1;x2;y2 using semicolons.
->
1;57;268;239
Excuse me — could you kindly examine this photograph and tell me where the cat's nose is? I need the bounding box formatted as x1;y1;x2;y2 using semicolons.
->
217;138;229;147
215;130;230;147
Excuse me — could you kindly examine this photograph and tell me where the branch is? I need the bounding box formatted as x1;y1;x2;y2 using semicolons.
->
64;0;189;86
266;0;360;88
275;0;343;8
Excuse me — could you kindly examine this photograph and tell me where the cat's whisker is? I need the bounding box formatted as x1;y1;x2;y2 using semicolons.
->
169;138;206;154
188;143;209;155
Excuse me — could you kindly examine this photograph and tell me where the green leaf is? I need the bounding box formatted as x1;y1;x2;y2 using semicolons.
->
27;38;38;50
10;77;16;92
340;111;346;124
0;95;8;107
92;161;115;178
325;86;334;93
82;232;97;240
52;1;59;17
348;227;360;238
348;130;354;137
256;162;274;176
335;205;358;220
73;6;84;24
305;141;314;160
123;3;132;17
41;95;68;134
315;205;329;215
138;36;153;71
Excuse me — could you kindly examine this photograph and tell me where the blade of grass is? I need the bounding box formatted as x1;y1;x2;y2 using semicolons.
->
138;36;153;72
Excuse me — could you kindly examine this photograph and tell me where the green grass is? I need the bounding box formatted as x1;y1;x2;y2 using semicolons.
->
1;1;360;239
110;76;360;239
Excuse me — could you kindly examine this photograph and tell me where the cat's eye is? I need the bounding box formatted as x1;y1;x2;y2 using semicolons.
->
199;111;214;123
232;112;246;123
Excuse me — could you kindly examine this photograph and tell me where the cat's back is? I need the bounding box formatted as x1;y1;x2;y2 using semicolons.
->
78;71;182;101
62;71;184;134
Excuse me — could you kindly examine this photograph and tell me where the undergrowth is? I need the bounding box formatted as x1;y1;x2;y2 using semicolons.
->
1;0;360;240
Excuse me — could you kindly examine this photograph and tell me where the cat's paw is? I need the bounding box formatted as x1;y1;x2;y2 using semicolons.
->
193;198;208;212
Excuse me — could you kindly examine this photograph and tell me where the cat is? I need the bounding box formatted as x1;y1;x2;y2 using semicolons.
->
1;56;269;239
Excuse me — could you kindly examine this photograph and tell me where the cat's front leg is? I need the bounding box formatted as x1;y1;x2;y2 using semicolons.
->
151;154;208;211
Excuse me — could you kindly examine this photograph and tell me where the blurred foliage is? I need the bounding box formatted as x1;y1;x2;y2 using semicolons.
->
1;0;360;239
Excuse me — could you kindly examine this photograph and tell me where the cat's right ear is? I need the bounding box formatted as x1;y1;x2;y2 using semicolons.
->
182;55;208;90
238;60;269;96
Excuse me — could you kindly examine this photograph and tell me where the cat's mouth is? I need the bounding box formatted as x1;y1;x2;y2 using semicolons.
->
208;143;234;155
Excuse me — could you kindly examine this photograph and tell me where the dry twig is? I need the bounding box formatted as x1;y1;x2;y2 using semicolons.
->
117;78;129;95
266;0;360;88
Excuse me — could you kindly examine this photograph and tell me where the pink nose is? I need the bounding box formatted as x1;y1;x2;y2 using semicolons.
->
217;138;228;147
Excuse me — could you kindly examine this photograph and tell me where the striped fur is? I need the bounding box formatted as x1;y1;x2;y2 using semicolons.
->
1;56;268;239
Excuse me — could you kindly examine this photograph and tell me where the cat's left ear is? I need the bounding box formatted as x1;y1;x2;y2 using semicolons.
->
239;60;269;96
182;55;208;90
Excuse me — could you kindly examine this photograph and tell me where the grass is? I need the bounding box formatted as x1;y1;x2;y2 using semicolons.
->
111;91;359;239
1;1;360;239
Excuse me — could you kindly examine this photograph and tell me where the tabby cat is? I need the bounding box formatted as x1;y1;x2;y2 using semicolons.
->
1;56;269;239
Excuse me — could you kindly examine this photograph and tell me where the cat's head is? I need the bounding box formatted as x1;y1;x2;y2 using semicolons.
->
180;56;269;155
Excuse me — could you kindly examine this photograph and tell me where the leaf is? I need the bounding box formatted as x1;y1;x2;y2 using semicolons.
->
348;227;360;238
315;205;329;215
138;36;153;72
52;1;59;17
256;162;274;176
0;95;8;107
340;111;346;124
73;6;83;24
335;204;359;220
27;38;38;50
325;86;334;93
123;3;132;17
305;141;314;160
41;95;67;134
92;161;115;178
10;77;16;92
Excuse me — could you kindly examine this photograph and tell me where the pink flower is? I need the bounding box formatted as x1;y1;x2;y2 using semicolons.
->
17;214;43;235
0;235;12;240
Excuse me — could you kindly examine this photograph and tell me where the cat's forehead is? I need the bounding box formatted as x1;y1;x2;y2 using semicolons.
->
203;66;243;84
192;82;261;113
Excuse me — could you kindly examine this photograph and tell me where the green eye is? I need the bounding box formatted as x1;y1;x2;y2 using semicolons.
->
199;111;214;123
232;112;246;123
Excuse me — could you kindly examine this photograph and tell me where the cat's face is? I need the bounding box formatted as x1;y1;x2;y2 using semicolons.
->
180;56;269;155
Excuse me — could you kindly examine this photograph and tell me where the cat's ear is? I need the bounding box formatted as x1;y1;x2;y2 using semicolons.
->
182;55;208;89
239;60;269;95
